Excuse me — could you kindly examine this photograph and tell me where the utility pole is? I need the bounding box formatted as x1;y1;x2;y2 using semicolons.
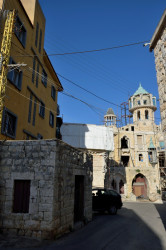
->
0;9;16;133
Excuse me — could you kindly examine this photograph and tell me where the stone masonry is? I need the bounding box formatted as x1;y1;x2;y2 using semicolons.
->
0;139;93;239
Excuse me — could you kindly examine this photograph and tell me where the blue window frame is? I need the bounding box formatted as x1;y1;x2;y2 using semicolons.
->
15;16;26;47
49;111;54;127
41;69;47;87
7;57;23;90
32;98;37;126
51;86;56;101
36;63;39;88
39;101;45;118
1;107;17;138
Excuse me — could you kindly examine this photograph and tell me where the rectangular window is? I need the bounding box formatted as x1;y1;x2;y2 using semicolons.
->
7;57;23;90
137;100;140;105
39;101;45;118
143;100;147;105
35;22;39;47
32;57;36;83
32;98;37;126
41;69;47;87
13;180;30;213
15;16;26;47
28;94;33;123
36;63;39;88
49;111;54;127
137;135;143;148
2;108;17;138
51;86;56;101
39;29;42;53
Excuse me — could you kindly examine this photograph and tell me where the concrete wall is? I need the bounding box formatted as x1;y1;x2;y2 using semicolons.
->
61;123;114;151
0;139;93;239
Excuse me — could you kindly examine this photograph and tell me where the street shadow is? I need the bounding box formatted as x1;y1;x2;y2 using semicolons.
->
155;202;166;230
41;206;166;250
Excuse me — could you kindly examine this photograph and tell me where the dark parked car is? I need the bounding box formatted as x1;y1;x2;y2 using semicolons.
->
92;187;123;215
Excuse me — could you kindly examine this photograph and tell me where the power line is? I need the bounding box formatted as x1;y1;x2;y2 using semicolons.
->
13;40;150;57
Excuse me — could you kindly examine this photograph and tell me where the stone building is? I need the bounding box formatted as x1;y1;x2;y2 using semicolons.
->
104;84;163;201
0;139;93;239
149;9;166;198
0;0;63;140
61;123;114;188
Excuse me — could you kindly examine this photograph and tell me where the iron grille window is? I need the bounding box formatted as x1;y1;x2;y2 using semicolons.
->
41;69;47;87
7;57;23;90
2;108;17;138
49;111;54;127
13;180;30;213
39;101;45;118
15;16;26;47
51;86;56;101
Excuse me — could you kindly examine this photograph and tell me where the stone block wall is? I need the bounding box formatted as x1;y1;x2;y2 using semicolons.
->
0;139;93;239
153;28;166;135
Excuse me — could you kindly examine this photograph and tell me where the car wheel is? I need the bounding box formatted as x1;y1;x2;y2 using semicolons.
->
108;205;117;215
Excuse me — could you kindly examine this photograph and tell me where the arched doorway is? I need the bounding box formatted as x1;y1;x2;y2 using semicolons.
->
132;173;148;198
119;180;124;194
111;179;116;190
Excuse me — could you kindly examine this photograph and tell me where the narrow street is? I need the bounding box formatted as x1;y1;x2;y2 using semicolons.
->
1;202;166;250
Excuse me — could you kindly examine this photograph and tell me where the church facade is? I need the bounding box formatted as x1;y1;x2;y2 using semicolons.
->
104;84;164;202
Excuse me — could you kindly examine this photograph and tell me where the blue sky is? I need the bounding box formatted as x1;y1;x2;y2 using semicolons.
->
39;0;166;126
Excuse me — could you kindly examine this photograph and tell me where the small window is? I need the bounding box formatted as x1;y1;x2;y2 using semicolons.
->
49;111;54;127
39;101;45;118
143;100;147;105
13;180;30;213
32;57;36;83
131;126;134;131
36;63;39;88
2;108;17;138
35;22;39;47
139;154;143;162
51;86;56;101
137;111;140;120
42;69;47;87
15;16;26;47
7;57;23;90
145;110;149;119
137;100;140;105
32;98;37;126
39;29;42;53
28;94;33;123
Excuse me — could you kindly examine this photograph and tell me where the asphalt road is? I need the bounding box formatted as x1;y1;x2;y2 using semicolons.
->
1;202;166;250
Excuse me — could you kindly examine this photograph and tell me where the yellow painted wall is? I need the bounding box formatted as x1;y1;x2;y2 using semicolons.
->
0;0;62;140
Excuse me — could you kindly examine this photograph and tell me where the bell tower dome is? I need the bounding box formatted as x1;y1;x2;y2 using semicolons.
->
104;108;117;127
128;83;157;124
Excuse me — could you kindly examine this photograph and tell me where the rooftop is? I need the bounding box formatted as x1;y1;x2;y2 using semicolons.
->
133;83;149;96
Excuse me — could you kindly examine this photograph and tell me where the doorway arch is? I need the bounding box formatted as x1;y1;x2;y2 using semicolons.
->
132;173;148;198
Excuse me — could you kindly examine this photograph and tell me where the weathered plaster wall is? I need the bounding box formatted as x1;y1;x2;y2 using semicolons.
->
0;139;93;239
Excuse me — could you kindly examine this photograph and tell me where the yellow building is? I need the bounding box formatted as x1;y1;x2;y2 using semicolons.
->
0;0;63;140
104;84;164;202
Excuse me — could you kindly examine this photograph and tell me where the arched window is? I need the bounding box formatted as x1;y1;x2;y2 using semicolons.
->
137;111;140;120
121;136;129;148
145;110;149;119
